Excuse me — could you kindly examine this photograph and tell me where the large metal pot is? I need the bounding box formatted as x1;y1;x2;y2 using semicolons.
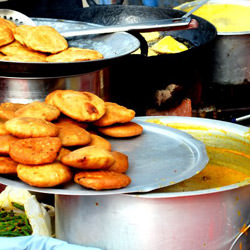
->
55;117;250;250
177;0;250;85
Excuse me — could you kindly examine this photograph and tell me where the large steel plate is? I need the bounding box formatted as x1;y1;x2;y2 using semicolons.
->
0;18;140;77
0;118;208;195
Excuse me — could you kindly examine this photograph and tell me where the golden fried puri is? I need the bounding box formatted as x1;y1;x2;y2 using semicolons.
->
0;156;18;174
45;90;106;122
15;25;68;54
13;25;35;45
74;170;131;190
5;117;59;138
55;122;91;147
15;101;60;121
46;47;103;62
87;133;112;151
55;116;88;129
56;148;71;161
17;162;72;187
93;102;135;127
0;18;16;32
97;121;143;138
0;122;10;136
0;135;19;155
108;151;129;173
9;137;61;165
0;41;47;62
0;102;26;120
61;145;115;170
0;24;14;47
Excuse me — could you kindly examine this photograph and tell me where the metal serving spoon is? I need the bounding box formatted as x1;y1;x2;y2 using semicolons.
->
0;0;209;37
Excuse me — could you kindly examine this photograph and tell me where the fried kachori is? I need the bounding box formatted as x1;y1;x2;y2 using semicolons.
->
55;122;91;147
0;122;10;136
97;121;143;138
17;162;72;187
0;135;19;155
74;170;131;190
0;41;47;62
0;24;14;47
5;117;59;138
0;156;18;174
61;145;115;170
93;102;135;127
0;18;16;32
46;47;103;62
13;25;34;45
9;137;61;165
87;133;112;151
15;101;60;121
108;151;129;173
15;25;68;54
0;102;26;120
45;90;106;122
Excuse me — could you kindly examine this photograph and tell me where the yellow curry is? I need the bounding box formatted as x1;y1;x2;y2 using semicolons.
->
147;119;250;192
176;1;250;33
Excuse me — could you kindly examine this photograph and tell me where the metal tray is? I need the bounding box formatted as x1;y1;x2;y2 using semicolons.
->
0;18;140;77
0;118;208;195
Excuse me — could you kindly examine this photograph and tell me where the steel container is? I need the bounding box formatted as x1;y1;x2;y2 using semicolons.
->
55;116;250;250
177;0;250;85
0;69;110;103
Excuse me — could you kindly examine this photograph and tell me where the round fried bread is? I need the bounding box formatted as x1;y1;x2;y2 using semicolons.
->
108;151;129;173
13;25;35;45
97;122;143;138
0;102;25;120
0;122;10;135
55;116;88;129
15;101;60;121
56;148;71;161
93;102;135;127
19;25;68;54
5;117;59;138
61;145;115;170
74;170;131;190
0;156;18;174
0;24;14;47
55;122;91;147
0;18;16;32
45;90;106;122
9;137;61;165
0;41;47;62
46;47;103;62
87;133;112;151
1;54;47;62
17;162;72;187
0;135;19;155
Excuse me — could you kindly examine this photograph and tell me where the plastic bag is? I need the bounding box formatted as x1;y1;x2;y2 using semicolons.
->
0;235;103;250
0;186;53;236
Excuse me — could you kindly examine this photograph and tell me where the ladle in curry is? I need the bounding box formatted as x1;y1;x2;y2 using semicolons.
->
0;0;209;37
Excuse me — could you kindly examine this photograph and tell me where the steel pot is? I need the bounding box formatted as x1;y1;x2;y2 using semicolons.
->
177;0;250;85
0;68;110;103
55;116;250;250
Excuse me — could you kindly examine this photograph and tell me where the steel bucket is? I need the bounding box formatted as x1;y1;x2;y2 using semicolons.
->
55;116;250;250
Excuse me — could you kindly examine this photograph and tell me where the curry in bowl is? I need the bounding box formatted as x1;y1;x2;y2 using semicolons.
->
147;119;250;192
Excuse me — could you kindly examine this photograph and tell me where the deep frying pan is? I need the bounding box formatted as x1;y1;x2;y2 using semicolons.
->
0;3;217;111
40;3;216;113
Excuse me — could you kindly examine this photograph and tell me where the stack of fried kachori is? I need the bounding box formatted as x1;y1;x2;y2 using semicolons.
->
0;90;143;191
0;19;103;63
